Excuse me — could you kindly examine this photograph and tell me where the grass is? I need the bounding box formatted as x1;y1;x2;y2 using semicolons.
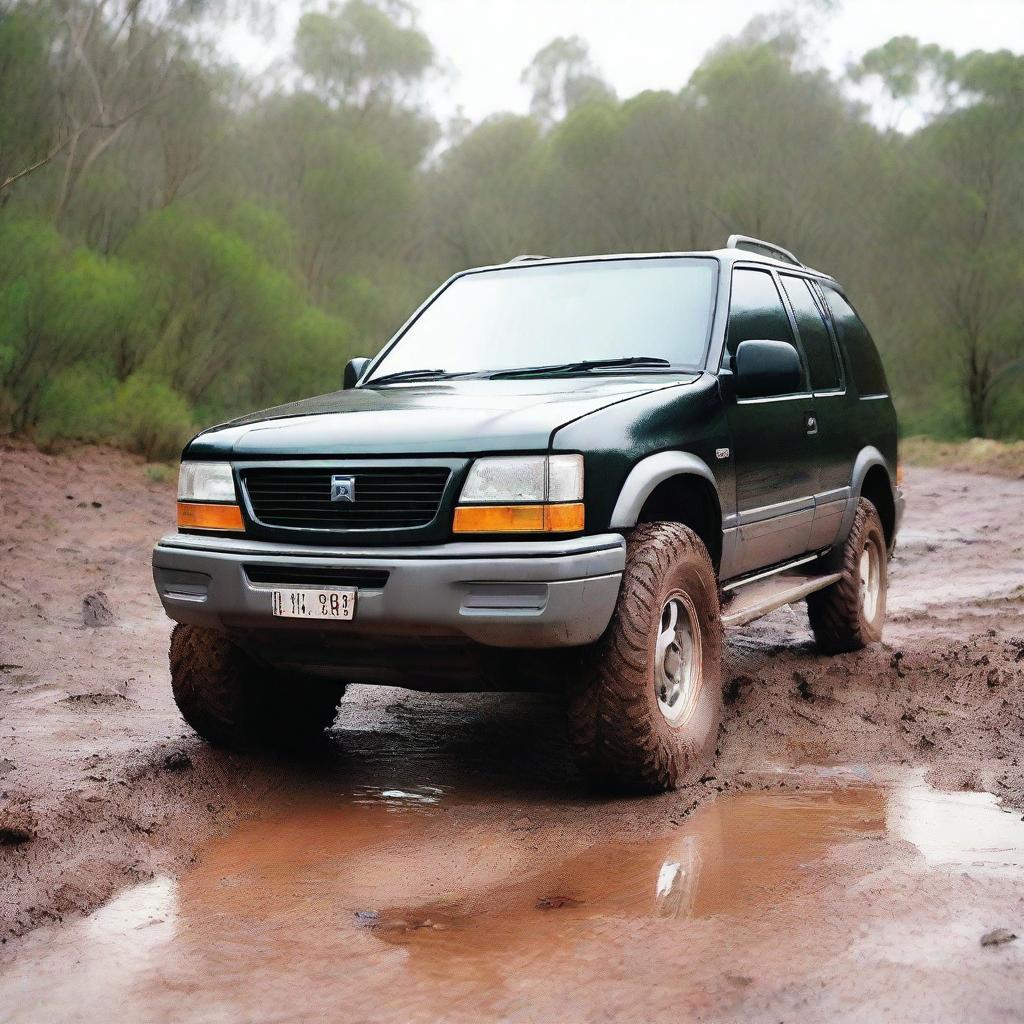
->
901;436;1024;478
144;462;176;484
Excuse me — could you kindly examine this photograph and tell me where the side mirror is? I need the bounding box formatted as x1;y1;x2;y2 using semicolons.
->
734;339;803;399
343;357;370;390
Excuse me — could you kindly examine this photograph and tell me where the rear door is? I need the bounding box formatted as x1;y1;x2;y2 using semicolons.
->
723;266;817;575
779;274;849;549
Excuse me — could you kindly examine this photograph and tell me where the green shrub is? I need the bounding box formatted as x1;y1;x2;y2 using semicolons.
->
989;382;1024;441
896;388;970;441
111;374;194;461
34;365;116;448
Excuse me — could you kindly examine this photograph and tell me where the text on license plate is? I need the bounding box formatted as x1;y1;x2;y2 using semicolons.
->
271;588;356;620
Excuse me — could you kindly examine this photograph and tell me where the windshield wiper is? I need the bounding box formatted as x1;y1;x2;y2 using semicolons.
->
489;356;673;379
365;368;464;387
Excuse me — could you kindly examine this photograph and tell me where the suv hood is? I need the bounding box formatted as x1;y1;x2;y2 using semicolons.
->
186;375;699;458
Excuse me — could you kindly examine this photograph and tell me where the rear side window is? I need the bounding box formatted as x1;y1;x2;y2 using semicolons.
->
821;285;888;396
781;276;841;391
727;268;798;358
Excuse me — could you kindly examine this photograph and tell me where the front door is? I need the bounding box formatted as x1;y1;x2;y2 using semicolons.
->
722;266;817;576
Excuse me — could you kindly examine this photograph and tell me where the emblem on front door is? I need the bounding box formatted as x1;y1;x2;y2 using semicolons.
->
715;448;730;460
330;475;356;502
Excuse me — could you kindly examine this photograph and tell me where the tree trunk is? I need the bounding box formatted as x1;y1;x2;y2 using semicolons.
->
963;341;991;437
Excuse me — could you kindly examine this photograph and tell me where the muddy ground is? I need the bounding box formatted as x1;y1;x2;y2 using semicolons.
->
1;439;1023;1022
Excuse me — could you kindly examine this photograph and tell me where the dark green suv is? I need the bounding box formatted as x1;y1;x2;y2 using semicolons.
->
153;235;903;792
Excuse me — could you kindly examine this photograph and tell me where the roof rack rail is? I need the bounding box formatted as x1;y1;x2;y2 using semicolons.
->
508;254;550;263
726;234;804;268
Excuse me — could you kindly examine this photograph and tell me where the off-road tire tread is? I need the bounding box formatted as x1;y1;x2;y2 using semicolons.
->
169;624;343;751
568;523;723;793
807;498;886;654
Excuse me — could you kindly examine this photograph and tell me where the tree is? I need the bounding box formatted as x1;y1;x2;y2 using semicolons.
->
294;0;435;112
0;7;58;202
236;92;419;300
2;0;1023;448
870;44;1024;435
427;115;542;267
0;2;199;215
849;35;958;130
521;36;615;128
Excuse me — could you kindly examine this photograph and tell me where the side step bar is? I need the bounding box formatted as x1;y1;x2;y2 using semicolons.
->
720;570;841;628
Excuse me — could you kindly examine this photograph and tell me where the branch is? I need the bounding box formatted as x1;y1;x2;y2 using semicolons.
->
984;356;1024;398
0;131;79;195
2;86;170;198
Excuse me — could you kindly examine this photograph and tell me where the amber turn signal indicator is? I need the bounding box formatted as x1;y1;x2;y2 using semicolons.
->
177;501;245;532
452;502;584;534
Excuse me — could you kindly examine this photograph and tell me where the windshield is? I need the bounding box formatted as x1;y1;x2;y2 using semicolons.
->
366;257;717;381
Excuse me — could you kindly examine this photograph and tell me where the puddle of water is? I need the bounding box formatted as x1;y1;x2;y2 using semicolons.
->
889;785;1024;868
2;777;1023;1023
352;784;445;807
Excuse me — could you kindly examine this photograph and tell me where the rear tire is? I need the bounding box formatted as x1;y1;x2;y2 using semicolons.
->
568;523;723;793
807;498;888;653
169;624;344;752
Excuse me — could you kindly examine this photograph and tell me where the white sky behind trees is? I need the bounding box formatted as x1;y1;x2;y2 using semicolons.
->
222;0;1024;126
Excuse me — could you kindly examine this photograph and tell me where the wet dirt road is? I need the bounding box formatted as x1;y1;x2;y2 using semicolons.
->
4;770;1024;1023
1;442;1023;1021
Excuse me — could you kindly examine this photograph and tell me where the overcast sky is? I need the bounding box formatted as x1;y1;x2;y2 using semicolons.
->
222;0;1024;124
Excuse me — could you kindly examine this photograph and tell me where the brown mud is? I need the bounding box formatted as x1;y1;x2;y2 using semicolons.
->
1;439;1023;1021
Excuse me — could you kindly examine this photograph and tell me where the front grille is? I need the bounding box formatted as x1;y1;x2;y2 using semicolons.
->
241;466;451;531
244;565;389;589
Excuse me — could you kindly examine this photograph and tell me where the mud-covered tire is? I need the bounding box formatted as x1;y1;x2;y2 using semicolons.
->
169;624;344;753
807;498;888;654
568;523;723;794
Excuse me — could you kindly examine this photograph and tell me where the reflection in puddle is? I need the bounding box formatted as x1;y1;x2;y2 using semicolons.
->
890;784;1024;868
86;876;177;940
2;776;1023;1023
653;840;701;919
353;784;445;807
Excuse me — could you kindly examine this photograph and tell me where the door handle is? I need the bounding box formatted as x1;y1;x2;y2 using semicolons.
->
804;412;818;435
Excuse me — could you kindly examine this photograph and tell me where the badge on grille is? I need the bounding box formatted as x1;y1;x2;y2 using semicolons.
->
330;474;356;503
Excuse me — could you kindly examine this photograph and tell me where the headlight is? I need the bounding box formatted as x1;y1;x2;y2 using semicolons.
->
177;462;243;532
178;462;237;502
459;455;583;503
454;455;584;533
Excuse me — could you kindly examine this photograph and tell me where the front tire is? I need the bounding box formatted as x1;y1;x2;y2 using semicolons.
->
568;523;723;793
807;498;888;653
169;624;345;752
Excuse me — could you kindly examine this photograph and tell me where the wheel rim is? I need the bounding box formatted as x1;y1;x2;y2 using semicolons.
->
859;541;881;622
655;593;702;726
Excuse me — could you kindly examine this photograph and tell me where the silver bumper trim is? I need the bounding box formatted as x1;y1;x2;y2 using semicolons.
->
153;533;626;648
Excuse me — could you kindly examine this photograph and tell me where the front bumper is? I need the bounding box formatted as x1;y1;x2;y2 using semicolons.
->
152;532;625;648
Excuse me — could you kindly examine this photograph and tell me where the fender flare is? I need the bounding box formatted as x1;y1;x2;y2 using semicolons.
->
836;445;892;546
609;451;720;528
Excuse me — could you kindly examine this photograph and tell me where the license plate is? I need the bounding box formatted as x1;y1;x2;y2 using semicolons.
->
271;588;356;620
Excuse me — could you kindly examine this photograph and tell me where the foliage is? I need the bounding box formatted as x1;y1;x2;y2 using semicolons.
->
0;0;1021;448
294;1;435;110
521;36;615;127
111;373;194;460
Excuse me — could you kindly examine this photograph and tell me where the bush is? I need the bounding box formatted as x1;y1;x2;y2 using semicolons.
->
896;387;969;441
35;368;193;459
111;375;194;461
34;365;116;449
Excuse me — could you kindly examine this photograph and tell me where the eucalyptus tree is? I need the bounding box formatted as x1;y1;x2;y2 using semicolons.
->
521;35;615;129
0;6;58;202
856;40;1024;435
